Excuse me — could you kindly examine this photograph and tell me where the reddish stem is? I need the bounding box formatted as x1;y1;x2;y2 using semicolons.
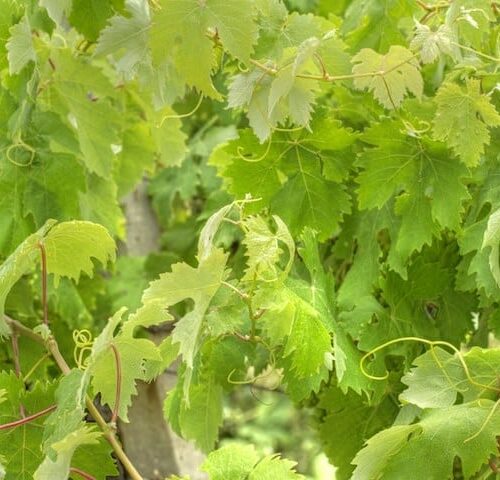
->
110;344;121;424
490;459;499;473
0;404;56;430
37;242;49;326
10;333;26;417
69;467;96;480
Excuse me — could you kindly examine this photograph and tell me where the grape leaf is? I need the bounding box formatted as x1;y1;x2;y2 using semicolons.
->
356;120;470;262
241;214;295;282
0;221;54;336
41;49;120;177
0;373;56;480
177;379;223;452
410;21;454;64
211;116;354;239
86;309;161;421
353;402;500;480
317;385;398;480
68;0;122;41
34;426;101;480
142;248;228;398
482;208;500;287
6;15;36;75
201;444;304;479
401;347;500;408
433;79;500;167
342;0;418;51
150;0;258;97
352;46;423;109
202;443;259;480
95;0;150;77
42;221;116;285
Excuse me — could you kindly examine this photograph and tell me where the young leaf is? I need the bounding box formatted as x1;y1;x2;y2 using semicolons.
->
95;0;150;77
433;79;500;167
43;221;116;285
352;46;423;109
142;248;228;398
410;21;454;64
6;16;36;75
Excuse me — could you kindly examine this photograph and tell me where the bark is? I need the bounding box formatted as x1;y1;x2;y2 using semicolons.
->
119;180;206;479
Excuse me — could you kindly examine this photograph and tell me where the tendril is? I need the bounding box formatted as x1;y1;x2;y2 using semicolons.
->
73;329;93;370
401;119;431;138
237;60;249;73
360;336;500;395
236;136;272;162
156;93;204;127
464;399;500;443
6;140;36;167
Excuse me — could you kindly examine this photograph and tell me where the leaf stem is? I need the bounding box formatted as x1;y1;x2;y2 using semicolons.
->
451;41;500;62
109;343;122;425
0;404;56;430
37;242;49;326
69;467;96;480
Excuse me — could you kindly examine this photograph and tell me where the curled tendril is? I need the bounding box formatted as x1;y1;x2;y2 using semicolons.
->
237;61;249;73
226;335;278;389
6;140;36;167
73;329;93;370
236;136;272;162
401;119;431;138
360;336;500;395
156;93;204;128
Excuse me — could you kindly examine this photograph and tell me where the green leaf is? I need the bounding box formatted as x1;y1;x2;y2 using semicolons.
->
142;248;228;398
68;0;122;41
0;373;55;480
352;46;423;109
401;347;500;408
353;402;500;480
0;221;55;336
41;49;120;177
317;385;398;480
177;379;223;452
409;21;454;64
202;444;259;480
433;79;500;167
87;309;161;421
34;426;101;480
43;221;116;285
242;214;295;282
211;118;354;239
399;347;465;408
150;0;258;97
483;208;500;287
201;443;303;479
7;16;36;75
356;120;470;262
342;0;418;51
94;0;150;77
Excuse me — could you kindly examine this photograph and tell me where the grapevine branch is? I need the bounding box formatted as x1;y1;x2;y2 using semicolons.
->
4;316;143;480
